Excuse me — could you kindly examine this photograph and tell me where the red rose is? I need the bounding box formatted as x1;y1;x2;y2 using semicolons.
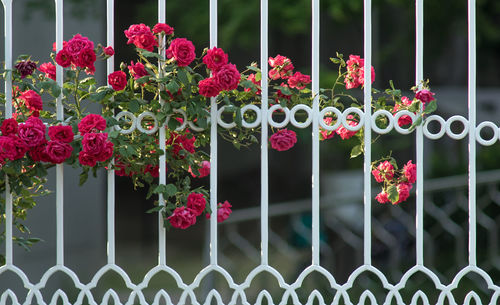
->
167;38;196;67
186;193;206;216
203;47;228;72
153;23;174;35
18;118;46;148
65;34;94;61
395;182;413;204
214;63;240;91
75;47;96;69
0;136;18;160
46;140;73;164
108;71;127;91
415;89;435;104
82;132;108;156
128;61;148;80
39;62;56;80
14;60;37;79
48;125;74;143
189;160;210;178
270;129;297;152
103;46;114;56
9;136;28;160
98;141;114;162
167;206;197;229
375;191;389;204
78;114;107;135
19;90;43;111
133;33;158;52
1;118;18;136
403;160;417;184
198;77;221;97
268;55;294;79
144;164;159;178
217;201;232;223
55;49;72;67
29;141;50;162
78;150;97;167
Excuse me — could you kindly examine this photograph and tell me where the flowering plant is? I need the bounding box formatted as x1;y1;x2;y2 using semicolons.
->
0;22;437;261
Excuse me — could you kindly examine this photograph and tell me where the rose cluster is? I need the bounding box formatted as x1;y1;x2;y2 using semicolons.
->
168;194;232;229
55;34;102;74
0;117;74;165
344;54;375;89
198;47;241;97
392;88;436;127
77;114;114;167
372;160;416;205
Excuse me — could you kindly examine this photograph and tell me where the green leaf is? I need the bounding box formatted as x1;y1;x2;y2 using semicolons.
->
387;185;399;204
177;69;189;86
138;49;163;59
255;72;261;82
423;100;437;114
409;116;423;132
277;85;292;95
129;99;140;113
165;81;180;93
135;76;151;84
79;169;89;186
247;65;261;72
164;183;177;197
350;145;363;158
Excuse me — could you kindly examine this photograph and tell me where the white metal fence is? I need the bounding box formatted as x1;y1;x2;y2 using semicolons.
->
1;0;500;304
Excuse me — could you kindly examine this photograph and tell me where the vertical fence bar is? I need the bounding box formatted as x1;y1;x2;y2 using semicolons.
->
311;0;320;266
467;0;476;267
259;0;269;266
55;0;65;266
209;0;218;266
363;0;372;266
106;0;115;265
2;0;13;266
158;0;167;266
415;0;424;266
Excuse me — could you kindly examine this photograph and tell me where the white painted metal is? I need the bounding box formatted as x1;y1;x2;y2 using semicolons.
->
1;0;500;304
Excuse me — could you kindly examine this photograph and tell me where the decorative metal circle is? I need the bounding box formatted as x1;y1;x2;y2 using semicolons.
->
240;104;261;128
188;120;206;132
423;115;446;140
268;104;290;129
393;110;417;135
217;106;236;129
445;115;469;140
371;109;394;134
319;107;342;131
476;121;498;146
289;104;312;128
114;111;136;134
136;111;159;134
341;107;364;132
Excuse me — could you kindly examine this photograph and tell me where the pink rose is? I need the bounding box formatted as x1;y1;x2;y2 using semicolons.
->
270;129;297;152
403;160;417;184
78;114;107;135
82;132;108;156
335;115;358;140
198;77;221;97
395;183;412;205
46;140;73;164
153;23;174;35
55;49;72;67
48;125;74;143
375;191;389;204
52;41;68;52
268;55;294;79
0;136;18;160
168;206;197;229
203;47;228;72
19;90;43;111
214;63;240;91
18;118;46;148
128;61;148;80
124;24;152;44
189;160;210;178
133;33;158;52
167;38;196;67
287;71;311;90
65;34;94;61
217;201;232;223
320;116;335;141
78;150;97;167
39;62;56;80
187;193;206;216
415;89;435;104
1;118;18;136
372;161;394;183
108;71;128;91
344;54;375;89
103;46;114;56
244;73;261;95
